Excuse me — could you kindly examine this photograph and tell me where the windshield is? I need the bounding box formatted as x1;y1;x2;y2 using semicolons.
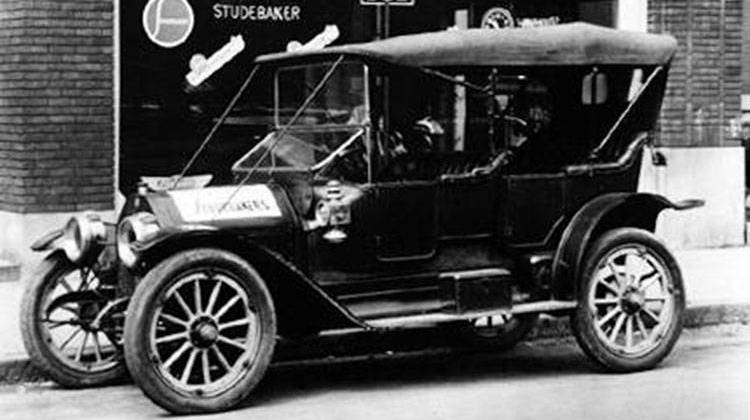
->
232;127;364;172
276;60;368;127
232;59;369;173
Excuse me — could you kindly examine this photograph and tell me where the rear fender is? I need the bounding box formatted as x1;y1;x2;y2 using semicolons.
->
551;193;702;299
134;229;366;337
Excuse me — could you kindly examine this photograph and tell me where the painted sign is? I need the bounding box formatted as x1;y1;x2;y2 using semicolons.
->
169;185;283;222
286;25;339;52
186;35;246;87
212;3;302;21
143;0;195;48
359;0;415;6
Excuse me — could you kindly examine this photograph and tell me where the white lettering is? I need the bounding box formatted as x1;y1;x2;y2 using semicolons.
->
211;3;302;22
170;185;283;222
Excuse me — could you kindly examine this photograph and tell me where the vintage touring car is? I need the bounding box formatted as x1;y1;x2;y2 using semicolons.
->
22;23;702;414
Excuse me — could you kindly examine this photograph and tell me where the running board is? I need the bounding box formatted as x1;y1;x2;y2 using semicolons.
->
366;300;577;329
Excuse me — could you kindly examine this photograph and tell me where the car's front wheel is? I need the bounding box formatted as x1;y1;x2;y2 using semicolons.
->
123;248;276;414
571;228;685;372
20;252;126;387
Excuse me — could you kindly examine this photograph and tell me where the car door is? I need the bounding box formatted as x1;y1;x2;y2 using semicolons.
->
502;172;566;248
373;180;438;262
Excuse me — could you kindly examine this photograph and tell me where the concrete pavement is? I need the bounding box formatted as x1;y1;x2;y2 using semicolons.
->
1;324;749;420
1;246;749;383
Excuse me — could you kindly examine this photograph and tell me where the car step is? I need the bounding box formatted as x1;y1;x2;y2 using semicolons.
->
366;300;577;329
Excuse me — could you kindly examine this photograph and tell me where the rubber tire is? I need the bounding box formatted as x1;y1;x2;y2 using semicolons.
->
455;313;538;351
20;252;127;388
571;228;685;372
123;248;276;414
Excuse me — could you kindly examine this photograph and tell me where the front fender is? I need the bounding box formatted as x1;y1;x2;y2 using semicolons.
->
30;228;64;252
131;227;365;336
551;192;703;299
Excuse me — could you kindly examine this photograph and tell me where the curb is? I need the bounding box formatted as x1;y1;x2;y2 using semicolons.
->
2;303;749;387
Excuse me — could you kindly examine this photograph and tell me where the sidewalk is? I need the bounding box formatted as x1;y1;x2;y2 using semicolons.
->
1;247;749;381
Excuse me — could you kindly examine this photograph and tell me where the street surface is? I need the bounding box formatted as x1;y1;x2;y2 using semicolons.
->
1;325;748;420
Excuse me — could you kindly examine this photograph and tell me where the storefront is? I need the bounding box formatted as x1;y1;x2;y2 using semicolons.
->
119;0;609;190
0;0;745;276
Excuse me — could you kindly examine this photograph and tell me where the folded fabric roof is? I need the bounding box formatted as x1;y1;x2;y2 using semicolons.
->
256;22;677;67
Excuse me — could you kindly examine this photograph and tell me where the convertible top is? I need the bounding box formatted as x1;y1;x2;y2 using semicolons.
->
255;23;677;67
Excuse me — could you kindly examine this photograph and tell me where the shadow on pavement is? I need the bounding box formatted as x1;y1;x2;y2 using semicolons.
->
240;329;595;410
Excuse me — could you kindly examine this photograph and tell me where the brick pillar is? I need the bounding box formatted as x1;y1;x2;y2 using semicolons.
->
0;1;116;277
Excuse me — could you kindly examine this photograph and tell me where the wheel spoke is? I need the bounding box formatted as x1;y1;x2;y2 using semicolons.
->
159;312;189;327
59;328;82;351
43;318;74;329
608;313;626;343
212;344;232;371
194;279;203;315
635;312;649;337
58;278;74;293
201;350;211;384
218;336;246;351
623;254;640;287
59;304;79;316
597;306;622;327
75;331;89;362
625;315;634;349
173;291;194;319
645;296;667;302
641;307;661;324
593;297;619;306
219;318;250;331
639;273;661;293
606;261;625;289
155;331;188;345
599;279;620;296
93;332;103;362
181;349;198;384
79;267;95;291
163;341;191;369
205;281;223;315
213;295;242;320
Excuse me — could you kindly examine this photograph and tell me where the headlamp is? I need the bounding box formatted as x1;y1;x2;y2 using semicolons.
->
60;212;106;264
117;212;160;268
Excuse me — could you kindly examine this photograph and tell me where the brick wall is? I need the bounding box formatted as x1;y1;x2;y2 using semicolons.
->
743;0;750;94
0;0;114;214
649;0;743;147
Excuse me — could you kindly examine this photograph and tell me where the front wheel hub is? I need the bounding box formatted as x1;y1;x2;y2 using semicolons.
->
190;318;219;348
620;287;645;314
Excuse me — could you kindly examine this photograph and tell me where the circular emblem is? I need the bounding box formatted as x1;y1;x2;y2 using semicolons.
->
142;0;195;48
481;7;516;29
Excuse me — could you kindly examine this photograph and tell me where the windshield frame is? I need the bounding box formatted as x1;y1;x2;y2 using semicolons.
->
232;58;373;181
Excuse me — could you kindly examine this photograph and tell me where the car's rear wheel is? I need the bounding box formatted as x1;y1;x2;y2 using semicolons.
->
571;228;685;372
457;313;538;350
123;248;276;414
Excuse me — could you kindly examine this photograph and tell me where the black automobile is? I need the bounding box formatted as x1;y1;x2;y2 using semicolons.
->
22;23;702;414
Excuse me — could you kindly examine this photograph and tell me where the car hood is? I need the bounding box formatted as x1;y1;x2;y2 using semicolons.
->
142;184;296;230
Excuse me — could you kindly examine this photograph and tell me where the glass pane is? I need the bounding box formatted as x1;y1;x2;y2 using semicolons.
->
277;61;366;126
233;127;364;171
